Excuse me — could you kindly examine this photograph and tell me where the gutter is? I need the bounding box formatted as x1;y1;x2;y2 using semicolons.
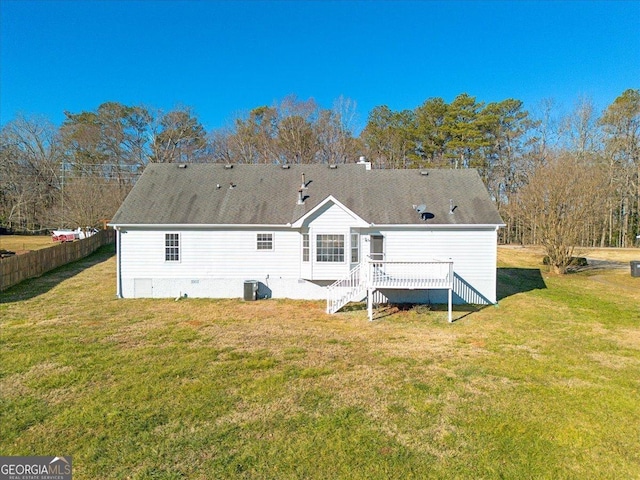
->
108;223;292;229
109;223;505;229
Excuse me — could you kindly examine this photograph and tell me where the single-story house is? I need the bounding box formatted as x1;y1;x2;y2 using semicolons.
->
109;161;504;320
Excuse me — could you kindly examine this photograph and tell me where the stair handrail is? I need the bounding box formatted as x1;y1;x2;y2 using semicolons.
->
326;262;367;313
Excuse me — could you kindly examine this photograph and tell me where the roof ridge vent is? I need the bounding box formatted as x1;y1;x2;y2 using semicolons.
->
420;170;429;176
224;164;233;169
282;164;291;169
178;164;187;169
329;164;338;169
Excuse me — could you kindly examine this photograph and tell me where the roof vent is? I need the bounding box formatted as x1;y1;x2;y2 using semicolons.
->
224;164;233;169
420;170;429;176
449;199;457;214
282;164;291;169
229;182;236;189
357;156;372;170
329;164;338;169
178;164;187;169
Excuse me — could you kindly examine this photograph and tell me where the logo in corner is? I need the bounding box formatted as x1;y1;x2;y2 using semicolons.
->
0;456;72;480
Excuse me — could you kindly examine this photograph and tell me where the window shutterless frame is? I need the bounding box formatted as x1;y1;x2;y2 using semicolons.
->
302;233;310;262
351;232;359;263
316;234;345;262
257;233;274;250
165;233;180;262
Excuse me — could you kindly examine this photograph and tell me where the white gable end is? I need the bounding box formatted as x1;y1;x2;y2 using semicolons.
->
292;195;369;228
296;198;366;281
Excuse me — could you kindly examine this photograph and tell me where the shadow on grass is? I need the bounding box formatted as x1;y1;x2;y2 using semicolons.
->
340;268;547;321
0;244;115;304
340;298;491;322
374;303;486;322
497;267;547;301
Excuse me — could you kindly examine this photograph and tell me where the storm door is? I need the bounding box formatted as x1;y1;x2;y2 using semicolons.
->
370;235;384;261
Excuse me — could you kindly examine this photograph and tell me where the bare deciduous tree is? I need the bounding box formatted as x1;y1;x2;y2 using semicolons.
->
514;153;607;273
599;89;640;247
314;96;362;164
58;177;122;230
0;115;62;230
150;106;208;163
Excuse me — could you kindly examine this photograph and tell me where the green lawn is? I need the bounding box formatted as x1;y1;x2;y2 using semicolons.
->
0;234;54;252
1;245;639;479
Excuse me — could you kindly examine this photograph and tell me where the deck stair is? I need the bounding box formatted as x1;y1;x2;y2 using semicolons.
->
327;259;455;321
326;262;367;314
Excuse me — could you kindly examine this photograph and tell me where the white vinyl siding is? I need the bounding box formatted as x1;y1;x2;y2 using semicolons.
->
118;226;498;303
304;201;356;280
376;227;498;304
117;205;498;303
120;228;314;298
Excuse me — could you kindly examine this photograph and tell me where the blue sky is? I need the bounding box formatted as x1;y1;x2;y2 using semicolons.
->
1;0;639;132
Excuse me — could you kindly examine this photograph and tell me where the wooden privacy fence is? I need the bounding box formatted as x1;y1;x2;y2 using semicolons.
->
0;230;115;292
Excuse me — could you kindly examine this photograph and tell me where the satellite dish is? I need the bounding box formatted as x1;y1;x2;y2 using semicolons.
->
416;204;427;214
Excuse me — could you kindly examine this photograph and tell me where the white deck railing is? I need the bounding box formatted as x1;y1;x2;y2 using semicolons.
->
326;262;367;314
326;260;454;315
368;260;453;290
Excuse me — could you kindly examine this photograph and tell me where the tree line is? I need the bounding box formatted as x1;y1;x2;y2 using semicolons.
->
1;90;638;272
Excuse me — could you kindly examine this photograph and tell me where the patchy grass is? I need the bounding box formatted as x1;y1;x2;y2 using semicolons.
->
498;244;640;266
0;234;54;252
497;245;547;268
581;247;640;263
1;245;639;479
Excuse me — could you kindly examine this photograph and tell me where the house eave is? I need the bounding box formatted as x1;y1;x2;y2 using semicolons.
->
108;223;291;229
366;223;506;229
108;222;505;230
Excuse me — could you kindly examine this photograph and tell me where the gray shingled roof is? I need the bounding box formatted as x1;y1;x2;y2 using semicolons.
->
110;164;504;226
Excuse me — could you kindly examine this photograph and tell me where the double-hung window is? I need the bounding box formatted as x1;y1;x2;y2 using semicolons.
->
316;234;344;262
351;233;359;263
165;233;180;262
257;233;273;250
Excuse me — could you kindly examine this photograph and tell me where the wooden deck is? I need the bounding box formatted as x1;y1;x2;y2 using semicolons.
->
327;260;454;321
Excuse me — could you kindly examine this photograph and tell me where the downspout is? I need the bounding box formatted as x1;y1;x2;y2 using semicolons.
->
116;228;122;298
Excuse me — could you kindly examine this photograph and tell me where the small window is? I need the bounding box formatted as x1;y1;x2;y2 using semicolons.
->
302;233;310;262
316;234;344;262
257;233;273;250
351;233;359;263
165;233;179;262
